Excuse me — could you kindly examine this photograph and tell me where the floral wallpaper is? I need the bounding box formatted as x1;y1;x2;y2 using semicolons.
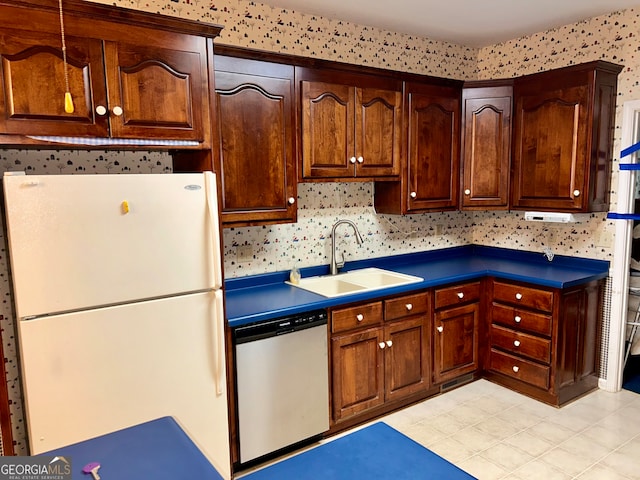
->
0;0;637;455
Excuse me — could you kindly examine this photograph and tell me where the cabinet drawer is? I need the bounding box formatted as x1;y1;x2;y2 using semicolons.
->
385;293;428;321
493;282;553;312
491;303;552;337
491;324;551;363
331;302;383;334
434;282;481;309
489;349;550;390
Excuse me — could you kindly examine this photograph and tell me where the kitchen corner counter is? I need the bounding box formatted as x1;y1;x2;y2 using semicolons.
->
224;245;609;327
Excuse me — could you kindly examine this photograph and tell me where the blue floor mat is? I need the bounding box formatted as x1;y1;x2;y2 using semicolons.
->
244;422;476;480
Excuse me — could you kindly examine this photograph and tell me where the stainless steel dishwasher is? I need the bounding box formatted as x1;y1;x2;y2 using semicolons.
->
233;310;329;464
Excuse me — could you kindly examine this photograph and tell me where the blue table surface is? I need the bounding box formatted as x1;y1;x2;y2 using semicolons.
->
39;417;224;480
225;245;609;327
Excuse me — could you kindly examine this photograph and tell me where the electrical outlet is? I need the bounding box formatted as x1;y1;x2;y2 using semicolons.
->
236;244;253;263
435;224;444;236
595;230;613;248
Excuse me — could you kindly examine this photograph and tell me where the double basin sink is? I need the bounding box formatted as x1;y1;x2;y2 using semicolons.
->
287;267;424;298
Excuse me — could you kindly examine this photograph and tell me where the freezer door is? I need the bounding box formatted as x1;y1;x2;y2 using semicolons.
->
3;172;222;318
18;291;231;480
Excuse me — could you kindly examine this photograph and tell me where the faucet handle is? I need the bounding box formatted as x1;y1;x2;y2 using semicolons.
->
336;250;345;269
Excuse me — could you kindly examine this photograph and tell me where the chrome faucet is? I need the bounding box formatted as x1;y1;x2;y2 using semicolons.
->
330;219;364;275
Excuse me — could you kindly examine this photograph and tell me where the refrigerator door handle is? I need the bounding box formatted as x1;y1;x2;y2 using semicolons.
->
204;172;223;290
213;289;225;396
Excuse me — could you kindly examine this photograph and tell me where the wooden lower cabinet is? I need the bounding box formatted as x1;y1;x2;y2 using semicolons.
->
330;293;430;425
485;278;604;406
433;282;481;384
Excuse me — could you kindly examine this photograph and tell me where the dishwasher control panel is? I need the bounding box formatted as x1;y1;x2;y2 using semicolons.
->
233;310;327;344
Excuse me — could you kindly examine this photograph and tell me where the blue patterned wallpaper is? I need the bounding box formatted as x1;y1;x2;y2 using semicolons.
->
0;0;638;454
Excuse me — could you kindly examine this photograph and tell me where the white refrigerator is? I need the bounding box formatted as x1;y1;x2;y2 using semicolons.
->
2;172;231;479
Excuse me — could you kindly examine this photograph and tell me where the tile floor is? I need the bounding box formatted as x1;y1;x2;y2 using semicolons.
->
380;380;640;479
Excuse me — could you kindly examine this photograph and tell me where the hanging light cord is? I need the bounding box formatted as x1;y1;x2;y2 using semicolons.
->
58;0;74;113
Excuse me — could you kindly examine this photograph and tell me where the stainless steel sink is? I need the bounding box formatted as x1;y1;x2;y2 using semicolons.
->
287;267;423;298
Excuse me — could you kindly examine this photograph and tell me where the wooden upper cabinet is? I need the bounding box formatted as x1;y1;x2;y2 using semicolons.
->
375;81;462;214
0;29;108;137
296;67;401;180
0;0;218;144
213;54;297;226
104;41;208;141
511;61;622;212
460;81;512;210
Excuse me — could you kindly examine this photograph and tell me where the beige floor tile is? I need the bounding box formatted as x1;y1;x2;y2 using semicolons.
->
457;454;509;480
399;421;448;448
427;436;477;464
511;458;573;480
503;430;555;457
538;446;598;477
449;425;501;453
582;422;636;450
598;449;640;479
478;441;535;471
473;415;523;440
493;406;541;431
525;420;576;444
575;463;634;480
448;402;492;427
556;431;612;460
428;411;470;436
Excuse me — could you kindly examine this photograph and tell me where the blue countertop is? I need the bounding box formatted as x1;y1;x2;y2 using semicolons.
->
225;245;609;327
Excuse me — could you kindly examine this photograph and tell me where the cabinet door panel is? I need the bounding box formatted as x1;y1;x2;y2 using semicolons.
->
512;86;588;210
0;29;107;136
461;88;511;209
433;303;478;384
356;88;401;177
331;328;384;422
104;40;207;140
215;69;296;225
301;81;355;178
406;90;459;211
384;318;429;401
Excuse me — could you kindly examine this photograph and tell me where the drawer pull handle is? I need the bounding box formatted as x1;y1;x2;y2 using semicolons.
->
514;316;522;323
514;340;521;347
512;366;519;373
515;293;523;300
464;188;471;195
437;326;443;333
410;191;417;199
457;292;464;299
112;105;124;116
379;342;386;349
405;303;413;311
386;340;393;348
95;105;108;116
356;314;364;322
288;197;295;205
357;156;364;164
350;156;357;164
573;189;581;197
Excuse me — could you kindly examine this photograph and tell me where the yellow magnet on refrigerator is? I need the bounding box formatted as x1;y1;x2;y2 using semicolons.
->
121;201;130;214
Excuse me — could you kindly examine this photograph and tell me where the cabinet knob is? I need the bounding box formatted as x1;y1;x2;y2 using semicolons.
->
410;191;417;199
405;303;413;311
464;189;471;195
288;197;295;205
515;293;523;300
350;157;357;164
379;342;386;349
514;340;521;347
514;315;522;323
437;326;443;333
512;365;519;373
386;340;393;348
356;314;364;322
457;292;464;299
357;156;364;164
573;190;581;197
112;105;124;116
95;105;108;116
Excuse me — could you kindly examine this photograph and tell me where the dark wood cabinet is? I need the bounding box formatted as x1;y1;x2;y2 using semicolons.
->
460;81;512;210
330;293;430;424
375;81;461;213
511;61;622;212
433;281;481;384
296;67;402;180
486;278;604;406
213;53;297;226
0;0;217;146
